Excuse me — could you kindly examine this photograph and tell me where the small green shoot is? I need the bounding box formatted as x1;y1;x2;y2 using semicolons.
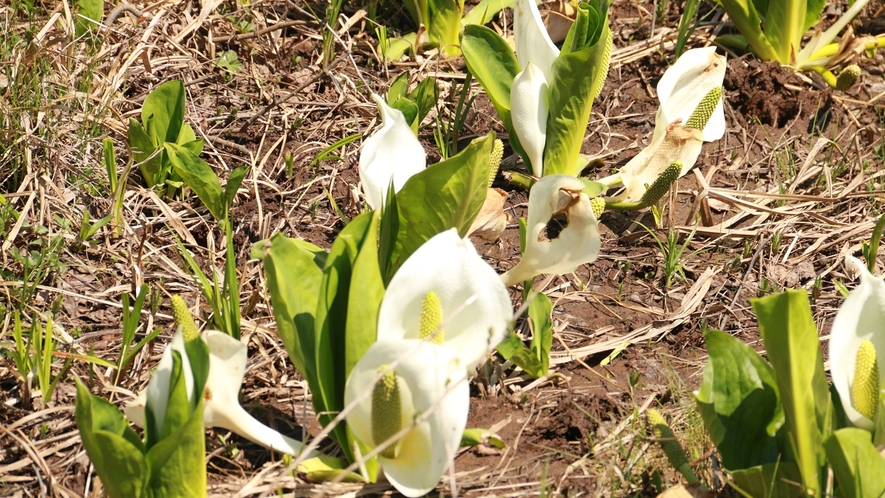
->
639;222;699;288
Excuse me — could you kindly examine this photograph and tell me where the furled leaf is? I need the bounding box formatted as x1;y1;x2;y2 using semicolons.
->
142;80;186;148
752;290;830;495
826;428;885;498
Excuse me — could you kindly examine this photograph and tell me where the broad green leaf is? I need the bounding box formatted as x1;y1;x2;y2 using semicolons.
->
410;77;439;128
730;462;805;498
461;428;506;448
826;428;885;498
543;2;610;176
391;97;419;132
183;337;209;412
314;212;376;461
427;0;463;56
75;379;148;498
580;179;607;198
388;72;410;104
802;0;826;33
146;401;206;498
252;236;327;389
142;80;186;147
157;351;191;442
164;143;224;221
461;25;520;128
496;332;546;378
752;290;830;495
763;0;806;64
392;132;494;269
75;0;103;38
378;180;400;284
695;329;784;471
344;211;384;379
177;124;200;149
462;0;514;25
128;119;164;186
715;0;779;61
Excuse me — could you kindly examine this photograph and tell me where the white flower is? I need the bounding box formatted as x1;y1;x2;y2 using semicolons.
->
612;122;704;205
501;175;601;286
511;63;549;176
344;339;469;498
829;257;885;430
653;47;727;143
510;0;560;176
359;94;426;210
125;330;318;458
377;228;512;369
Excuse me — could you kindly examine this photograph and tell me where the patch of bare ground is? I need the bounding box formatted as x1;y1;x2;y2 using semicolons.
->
1;0;884;496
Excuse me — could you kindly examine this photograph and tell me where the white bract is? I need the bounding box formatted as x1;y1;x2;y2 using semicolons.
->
829;257;885;431
653;47;727;143
359;94;426;210
614;122;704;204
510;0;560;175
377;228;512;369
125;330;318;458
345;339;469;498
501;175;601;286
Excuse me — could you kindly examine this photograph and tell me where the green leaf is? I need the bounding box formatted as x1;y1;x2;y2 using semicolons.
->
378;182;400;284
496;333;546;378
313;212;376;461
762;0;806;63
543;2;611;176
427;0;463;56
75;0;103;38
410;77;440;129
345;212;384;380
460;25;520;129
729;462;805;498
715;0;779;61
580;179;607;198
142;80;186;147
75;379;148;498
826;428;885;498
224;166;249;212
461;428;506;449
145;400;206;498
695;329;784;471
527;292;553;375
391;97;419;132
252;235;326;379
128;118;166;187
164;143;224;221
296;455;366;483
215;50;242;74
752;290;830;495
391;132;494;270
388;72;410;104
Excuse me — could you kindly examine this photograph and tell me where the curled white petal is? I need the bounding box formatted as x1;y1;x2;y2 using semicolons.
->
654;47;727;143
502;175;600;286
514;0;559;82
359;94;426;210
377;229;513;369
829;256;885;430
511;63;549;176
616;123;704;204
345;339;469;498
125;331;318;458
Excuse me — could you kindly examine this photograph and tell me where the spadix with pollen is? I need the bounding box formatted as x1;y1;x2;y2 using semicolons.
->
654;47;727;143
345;339;469;498
377;229;512;369
829;257;885;430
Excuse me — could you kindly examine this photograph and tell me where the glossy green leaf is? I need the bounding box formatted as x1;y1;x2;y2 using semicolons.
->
460;25;520;129
252;235;327;381
461;428;506;449
543;1;611;176
388;72;410;103
345;211;384;379
410;77;439;128
392;132;494;270
495;293;552;380
164;143;224;221
391;97;419;132
826;428;885;498
427;0;463;56
224;166;249;212
729;462;805;498
75;379;148;498
763;0;806;63
752;290;830;495
296;454;366;483
142;80;186;147
695;329;784;471
145;400;206;498
75;0;103;37
314;212;376;461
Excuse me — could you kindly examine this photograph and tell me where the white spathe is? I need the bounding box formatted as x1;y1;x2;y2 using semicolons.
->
345;339;469;498
511;62;549;176
359;94;426;210
514;0;559;82
615;122;704;204
377;228;512;369
829;257;885;431
654;46;727;143
501;175;601;286
125;330;318;458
